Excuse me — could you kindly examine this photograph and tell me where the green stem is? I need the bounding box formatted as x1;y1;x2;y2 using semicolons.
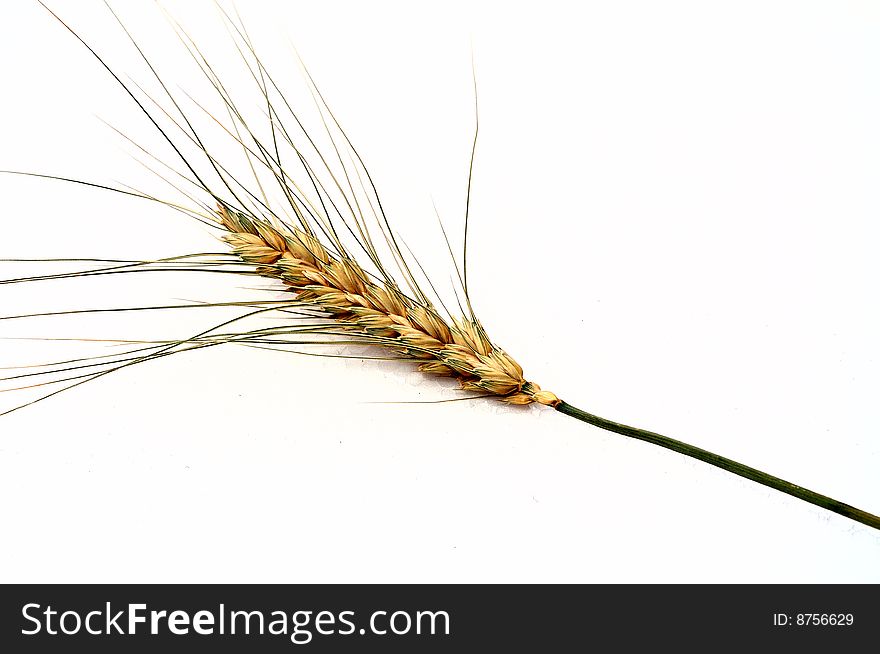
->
555;401;880;532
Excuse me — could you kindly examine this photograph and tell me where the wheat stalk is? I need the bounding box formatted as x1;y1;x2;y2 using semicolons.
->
1;2;878;533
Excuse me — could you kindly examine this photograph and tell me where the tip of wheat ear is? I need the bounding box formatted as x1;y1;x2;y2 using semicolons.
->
216;204;560;407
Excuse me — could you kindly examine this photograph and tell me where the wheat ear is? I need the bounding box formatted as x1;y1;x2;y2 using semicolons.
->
217;204;558;406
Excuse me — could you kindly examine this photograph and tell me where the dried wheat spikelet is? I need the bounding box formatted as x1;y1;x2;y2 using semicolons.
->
1;2;877;533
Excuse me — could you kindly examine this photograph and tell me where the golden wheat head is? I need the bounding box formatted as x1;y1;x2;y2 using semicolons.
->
218;204;559;407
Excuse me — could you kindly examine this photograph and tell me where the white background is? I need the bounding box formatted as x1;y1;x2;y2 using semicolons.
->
0;0;878;582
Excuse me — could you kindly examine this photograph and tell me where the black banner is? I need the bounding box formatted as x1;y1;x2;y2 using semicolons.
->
1;584;875;651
